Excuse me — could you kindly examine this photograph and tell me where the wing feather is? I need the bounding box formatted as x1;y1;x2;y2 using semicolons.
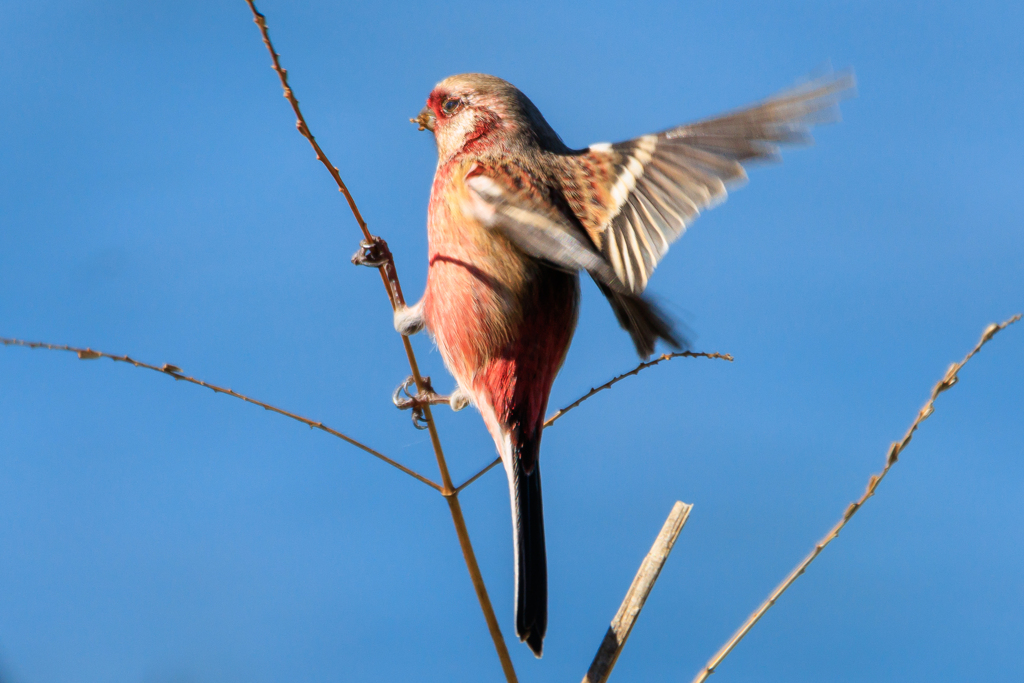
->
464;171;619;286
632;190;672;254
627;196;660;270
570;71;853;294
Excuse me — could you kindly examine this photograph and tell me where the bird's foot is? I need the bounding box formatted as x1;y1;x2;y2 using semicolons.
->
389;376;442;430
350;236;391;268
393;376;468;429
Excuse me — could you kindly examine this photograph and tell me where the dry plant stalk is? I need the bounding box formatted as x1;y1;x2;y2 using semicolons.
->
1;336;720;680
545;351;733;429
689;314;1021;683
0;336;722;494
0;337;442;491
584;501;693;683
456;350;734;494
6;316;1013;682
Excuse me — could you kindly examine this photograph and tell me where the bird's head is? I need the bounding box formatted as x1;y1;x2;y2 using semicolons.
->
412;73;566;161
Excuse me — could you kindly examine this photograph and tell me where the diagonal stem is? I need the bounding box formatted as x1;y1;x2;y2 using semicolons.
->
242;3;517;680
455;457;503;494
689;314;1021;683
584;501;693;683
0;337;442;492
454;351;735;493
543;351;733;429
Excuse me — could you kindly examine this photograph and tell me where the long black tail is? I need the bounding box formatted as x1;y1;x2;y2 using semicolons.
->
512;455;547;657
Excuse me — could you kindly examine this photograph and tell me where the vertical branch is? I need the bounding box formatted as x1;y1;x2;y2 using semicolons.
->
242;3;517;680
584;501;693;683
244;2;369;241
446;494;519;682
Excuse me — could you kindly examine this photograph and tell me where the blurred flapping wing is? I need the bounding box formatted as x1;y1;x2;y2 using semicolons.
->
567;71;855;294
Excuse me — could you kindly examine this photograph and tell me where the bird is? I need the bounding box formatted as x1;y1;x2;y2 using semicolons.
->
394;71;853;657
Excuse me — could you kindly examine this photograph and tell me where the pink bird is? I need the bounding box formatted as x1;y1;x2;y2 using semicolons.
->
394;72;852;656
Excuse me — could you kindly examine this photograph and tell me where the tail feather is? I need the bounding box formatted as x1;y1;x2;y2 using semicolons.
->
595;278;686;358
511;454;547;657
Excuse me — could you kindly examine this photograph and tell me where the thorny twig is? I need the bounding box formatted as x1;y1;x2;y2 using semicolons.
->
544;351;734;429
0;337;442;492
455;457;503;494
689;314;1021;683
455;351;734;492
244;1;369;242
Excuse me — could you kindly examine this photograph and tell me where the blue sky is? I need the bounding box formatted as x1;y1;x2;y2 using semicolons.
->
1;1;1022;681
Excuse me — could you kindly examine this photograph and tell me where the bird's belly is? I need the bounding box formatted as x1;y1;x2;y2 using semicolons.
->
423;242;580;440
422;242;523;384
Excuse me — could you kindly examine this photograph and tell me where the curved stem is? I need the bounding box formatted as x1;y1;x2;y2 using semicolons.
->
1;337;442;491
544;351;733;429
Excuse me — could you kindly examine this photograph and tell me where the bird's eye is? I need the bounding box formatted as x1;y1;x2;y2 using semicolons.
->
441;97;462;115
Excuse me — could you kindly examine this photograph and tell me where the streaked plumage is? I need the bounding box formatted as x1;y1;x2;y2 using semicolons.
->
400;71;853;656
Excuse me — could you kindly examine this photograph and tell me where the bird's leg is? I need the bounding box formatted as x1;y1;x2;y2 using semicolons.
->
448;386;470;411
393;300;425;336
393;376;468;429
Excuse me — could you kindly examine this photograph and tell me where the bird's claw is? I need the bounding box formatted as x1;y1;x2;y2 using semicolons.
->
393;376;451;430
351;236;392;268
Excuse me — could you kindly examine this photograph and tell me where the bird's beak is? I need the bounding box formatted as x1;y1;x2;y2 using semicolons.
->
410;107;435;132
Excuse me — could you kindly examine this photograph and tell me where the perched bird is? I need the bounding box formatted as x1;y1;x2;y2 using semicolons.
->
396;72;852;656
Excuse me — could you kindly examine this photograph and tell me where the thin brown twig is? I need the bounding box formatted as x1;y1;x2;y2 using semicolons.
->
244;1;369;242
455;457;503;494
543;351;734;429
242;4;518;680
584;501;693;683
0;337;442;492
689;313;1021;683
455;351;735;493
245;0;408;314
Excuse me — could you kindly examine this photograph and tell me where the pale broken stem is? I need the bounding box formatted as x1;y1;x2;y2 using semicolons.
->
243;4;518;681
689;314;1021;683
544;351;734;429
0;337;442;492
584;501;693;683
455;351;734;492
